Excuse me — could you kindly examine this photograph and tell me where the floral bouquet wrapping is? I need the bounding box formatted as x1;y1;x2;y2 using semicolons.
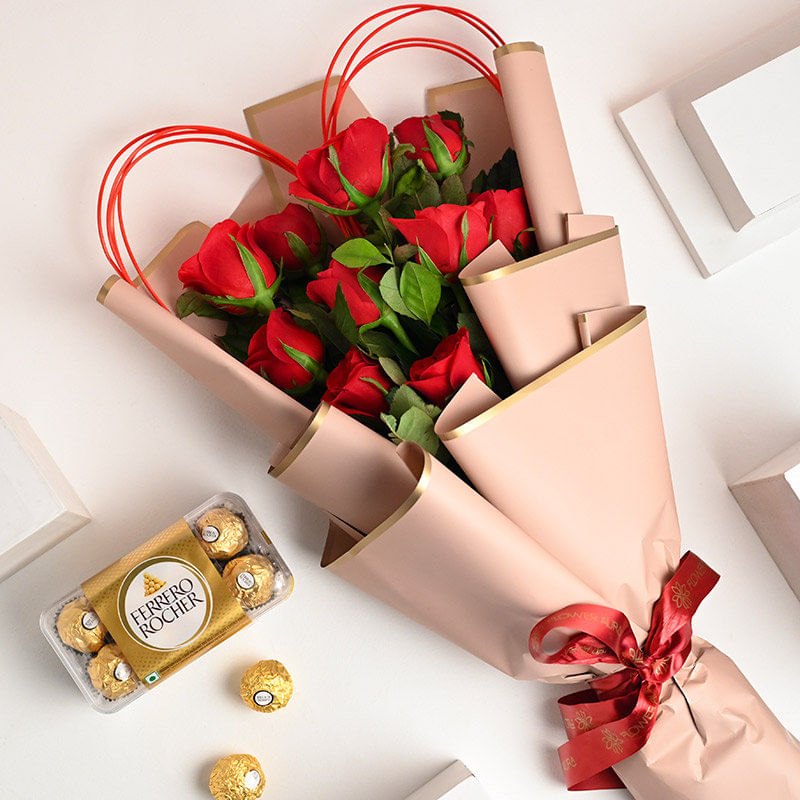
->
95;6;800;797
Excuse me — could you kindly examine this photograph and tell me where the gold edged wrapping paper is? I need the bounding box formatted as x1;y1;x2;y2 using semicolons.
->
458;228;629;388
493;41;581;251
436;306;680;632
82;520;249;685
268;402;418;535
322;442;614;681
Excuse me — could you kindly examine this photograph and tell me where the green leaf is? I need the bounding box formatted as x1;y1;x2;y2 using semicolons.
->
282;343;326;383
289;303;350;355
332;238;388;269
379;267;413;318
394;162;427;198
399;261;441;324
478;353;494;389
438;110;465;130
395;406;441;455
359;329;404;362
440;174;468;205
232;237;268;295
414;170;442;209
284;231;315;270
360;376;389;394
332;284;358;344
469;147;523;193
389;384;441;420
217;315;266;362
176;290;229;320
356;269;384;309
392;243;418;264
417;247;447;282
456;312;491;354
378;356;406;385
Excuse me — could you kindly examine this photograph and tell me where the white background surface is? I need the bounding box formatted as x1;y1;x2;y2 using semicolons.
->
2;1;800;798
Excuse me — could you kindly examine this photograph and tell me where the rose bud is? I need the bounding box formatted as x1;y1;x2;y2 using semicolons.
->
393;113;468;179
306;260;382;326
245;308;325;394
178;219;280;314
390;203;490;277
253;203;323;275
406;328;485;407
468;187;535;259
289;118;390;216
322;347;391;417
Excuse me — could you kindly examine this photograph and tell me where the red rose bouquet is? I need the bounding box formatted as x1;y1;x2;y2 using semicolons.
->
96;5;800;798
166;108;533;458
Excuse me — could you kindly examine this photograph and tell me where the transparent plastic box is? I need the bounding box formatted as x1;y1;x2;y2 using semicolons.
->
40;493;293;713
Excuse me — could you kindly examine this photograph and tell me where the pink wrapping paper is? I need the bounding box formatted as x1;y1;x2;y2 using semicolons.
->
493;43;581;251
460;229;629;388
322;442;612;681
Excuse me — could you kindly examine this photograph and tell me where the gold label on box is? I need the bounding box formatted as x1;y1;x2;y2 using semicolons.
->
82;520;249;686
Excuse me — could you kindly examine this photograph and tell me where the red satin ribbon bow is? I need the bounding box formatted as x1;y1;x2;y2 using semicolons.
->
529;552;719;791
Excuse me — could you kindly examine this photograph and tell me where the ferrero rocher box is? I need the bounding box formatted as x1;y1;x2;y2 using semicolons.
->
40;493;293;712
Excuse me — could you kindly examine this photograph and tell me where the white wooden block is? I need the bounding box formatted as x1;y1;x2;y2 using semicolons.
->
0;405;90;581
730;441;800;601
404;762;491;800
616;13;800;277
676;45;800;230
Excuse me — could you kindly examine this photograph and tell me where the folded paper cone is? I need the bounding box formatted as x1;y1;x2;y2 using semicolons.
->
437;307;678;628
459;230;629;388
323;441;612;681
494;43;581;251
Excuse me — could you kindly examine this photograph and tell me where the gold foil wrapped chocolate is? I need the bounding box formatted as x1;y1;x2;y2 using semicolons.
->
87;643;138;700
195;507;248;559
209;753;265;800
240;659;293;712
56;597;107;653
223;554;274;609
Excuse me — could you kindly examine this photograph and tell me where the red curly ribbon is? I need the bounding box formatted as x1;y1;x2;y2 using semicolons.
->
529;552;719;791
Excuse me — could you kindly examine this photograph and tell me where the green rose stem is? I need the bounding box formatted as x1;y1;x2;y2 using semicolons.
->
360;308;418;355
452;283;472;314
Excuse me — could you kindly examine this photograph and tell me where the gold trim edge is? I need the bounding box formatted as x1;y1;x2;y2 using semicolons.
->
461;227;619;286
268;402;330;478
326;451;432;568
494;42;545;58
439;308;648;441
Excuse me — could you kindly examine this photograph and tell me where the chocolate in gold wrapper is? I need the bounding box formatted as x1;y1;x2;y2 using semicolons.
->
223;554;274;609
87;643;138;700
209;753;265;800
240;659;293;712
195;507;249;559
56;596;108;653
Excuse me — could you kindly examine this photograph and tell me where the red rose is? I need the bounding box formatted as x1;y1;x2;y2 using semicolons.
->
390;203;490;276
306;259;383;326
253;203;323;273
322;347;391;417
393;113;467;177
468;187;534;257
178;219;278;313
406;328;484;407
289;118;390;214
245;308;324;393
